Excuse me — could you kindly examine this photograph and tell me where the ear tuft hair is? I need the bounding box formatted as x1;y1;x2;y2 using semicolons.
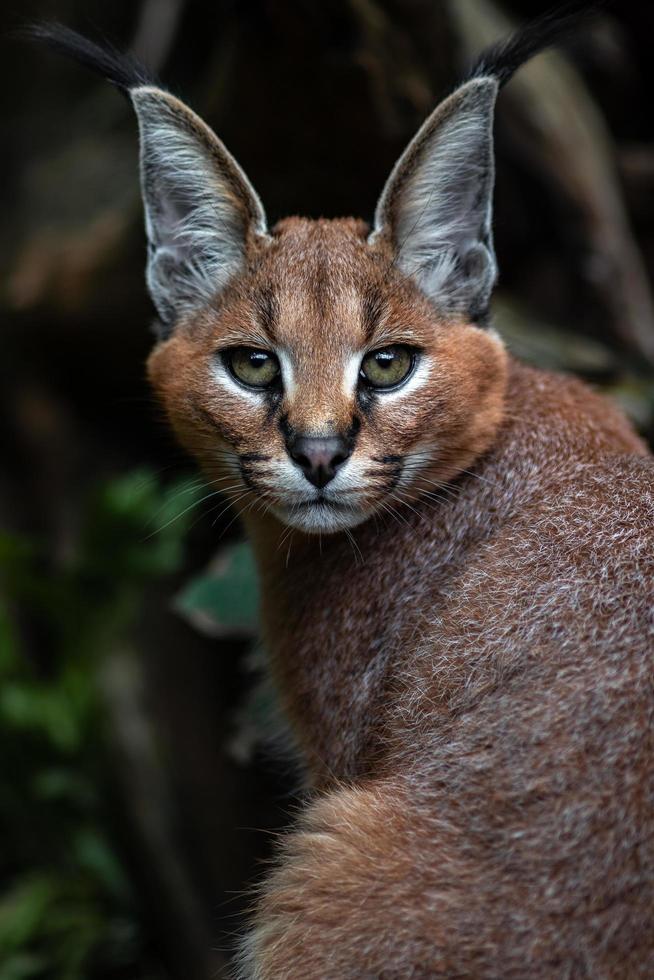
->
25;22;269;332
371;2;606;322
22;22;154;92
371;78;499;324
467;0;605;88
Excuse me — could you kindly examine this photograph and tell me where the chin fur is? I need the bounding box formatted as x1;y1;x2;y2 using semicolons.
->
273;501;369;534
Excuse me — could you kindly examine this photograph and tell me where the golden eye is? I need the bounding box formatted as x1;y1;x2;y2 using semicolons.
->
360;345;415;390
224;347;280;389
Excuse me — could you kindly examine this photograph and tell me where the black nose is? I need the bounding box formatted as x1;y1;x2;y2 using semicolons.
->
288;435;352;488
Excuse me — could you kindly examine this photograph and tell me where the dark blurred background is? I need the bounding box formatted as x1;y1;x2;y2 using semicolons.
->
2;1;654;977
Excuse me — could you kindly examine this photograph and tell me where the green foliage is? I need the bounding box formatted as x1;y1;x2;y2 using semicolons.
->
175;540;259;638
0;471;202;980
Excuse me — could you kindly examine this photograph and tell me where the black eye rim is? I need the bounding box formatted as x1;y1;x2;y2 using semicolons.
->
220;346;281;391
358;344;419;392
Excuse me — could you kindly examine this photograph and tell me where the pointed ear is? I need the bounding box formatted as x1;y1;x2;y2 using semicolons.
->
370;78;499;323
130;86;268;330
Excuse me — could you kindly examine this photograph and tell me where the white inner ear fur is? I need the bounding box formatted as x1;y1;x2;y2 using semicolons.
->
131;86;268;328
371;78;499;322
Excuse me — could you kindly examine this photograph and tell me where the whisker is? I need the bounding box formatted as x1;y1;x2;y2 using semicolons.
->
285;535;294;568
344;528;364;566
377;500;410;531
219;492;259;537
142;487;225;539
212;491;251;529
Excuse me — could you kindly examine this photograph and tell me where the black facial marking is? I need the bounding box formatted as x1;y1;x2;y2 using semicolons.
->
362;285;386;343
356;385;375;417
342;415;361;456
278;412;293;442
385;466;403;492
365;456;403;480
264;387;283;422
191;400;242;446
371;454;403;464
256;285;279;340
239;452;271;463
238;464;262;492
239;451;272;491
348;415;361;439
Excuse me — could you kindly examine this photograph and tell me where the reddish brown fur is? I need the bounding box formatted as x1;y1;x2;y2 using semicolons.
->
148;218;508;511
235;361;654;979
148;217;654;979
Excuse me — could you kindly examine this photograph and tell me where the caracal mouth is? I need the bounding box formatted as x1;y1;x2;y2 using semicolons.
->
272;495;370;533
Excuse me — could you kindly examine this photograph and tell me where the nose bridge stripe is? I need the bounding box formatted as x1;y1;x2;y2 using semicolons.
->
285;397;352;435
284;358;355;433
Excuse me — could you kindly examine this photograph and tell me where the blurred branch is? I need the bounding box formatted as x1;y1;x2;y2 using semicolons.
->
7;209;130;314
100;648;228;980
619;144;654;223
348;0;434;136
130;0;186;74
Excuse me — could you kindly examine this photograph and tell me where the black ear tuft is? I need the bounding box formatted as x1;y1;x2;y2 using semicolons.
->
468;0;605;88
20;22;154;92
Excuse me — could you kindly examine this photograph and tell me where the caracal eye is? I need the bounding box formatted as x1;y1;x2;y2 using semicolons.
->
359;345;415;390
223;347;280;389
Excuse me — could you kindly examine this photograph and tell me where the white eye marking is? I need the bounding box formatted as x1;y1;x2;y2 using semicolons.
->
343;352;365;396
343;351;430;399
276;350;296;398
210;358;263;404
209;348;293;402
379;356;430;401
